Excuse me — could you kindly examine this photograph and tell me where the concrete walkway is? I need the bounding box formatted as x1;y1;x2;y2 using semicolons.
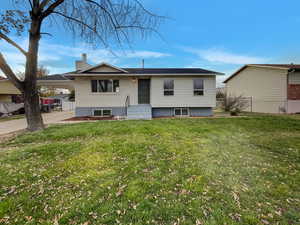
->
0;111;74;136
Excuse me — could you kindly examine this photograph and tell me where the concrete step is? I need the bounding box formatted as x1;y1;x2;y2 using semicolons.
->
127;104;152;120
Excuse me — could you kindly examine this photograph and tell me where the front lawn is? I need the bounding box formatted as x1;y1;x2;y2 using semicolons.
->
0;115;299;224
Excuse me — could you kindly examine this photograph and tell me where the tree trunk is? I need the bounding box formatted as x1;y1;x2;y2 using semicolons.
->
24;19;44;131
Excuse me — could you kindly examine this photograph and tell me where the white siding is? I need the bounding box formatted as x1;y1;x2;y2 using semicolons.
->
226;67;287;113
75;77;138;107
150;76;216;107
289;72;300;84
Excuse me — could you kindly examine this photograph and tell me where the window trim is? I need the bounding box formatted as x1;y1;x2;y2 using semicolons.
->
91;79;120;93
174;108;189;117
193;79;204;96
163;79;174;96
93;109;112;117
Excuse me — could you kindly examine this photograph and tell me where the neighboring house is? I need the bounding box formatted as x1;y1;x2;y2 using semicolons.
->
0;75;74;103
65;54;223;119
37;74;74;91
0;76;22;103
224;64;300;114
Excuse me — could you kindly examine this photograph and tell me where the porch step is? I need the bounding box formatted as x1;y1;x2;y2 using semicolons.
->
127;104;152;120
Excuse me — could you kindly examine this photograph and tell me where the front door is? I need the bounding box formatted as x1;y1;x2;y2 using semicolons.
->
138;79;150;104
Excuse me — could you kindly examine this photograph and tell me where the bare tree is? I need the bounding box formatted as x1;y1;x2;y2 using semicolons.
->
0;0;163;131
16;65;50;80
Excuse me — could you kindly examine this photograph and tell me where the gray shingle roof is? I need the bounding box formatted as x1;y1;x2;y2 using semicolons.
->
38;74;70;80
124;68;223;74
68;68;223;75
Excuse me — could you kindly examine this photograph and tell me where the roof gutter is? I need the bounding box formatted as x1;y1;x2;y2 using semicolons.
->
66;73;224;77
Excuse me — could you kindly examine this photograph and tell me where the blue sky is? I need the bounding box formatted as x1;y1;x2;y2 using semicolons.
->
1;0;300;85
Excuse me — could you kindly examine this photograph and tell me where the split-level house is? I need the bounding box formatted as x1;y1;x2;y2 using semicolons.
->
64;54;223;119
224;64;300;114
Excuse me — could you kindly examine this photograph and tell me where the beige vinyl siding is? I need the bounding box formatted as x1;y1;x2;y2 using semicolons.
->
75;77;137;107
0;81;21;94
151;76;216;107
226;67;287;113
0;94;12;102
289;72;300;84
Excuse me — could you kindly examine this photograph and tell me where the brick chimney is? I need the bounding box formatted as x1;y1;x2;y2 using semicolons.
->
75;53;91;71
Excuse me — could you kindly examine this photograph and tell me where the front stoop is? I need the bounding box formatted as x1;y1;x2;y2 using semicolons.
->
127;104;152;120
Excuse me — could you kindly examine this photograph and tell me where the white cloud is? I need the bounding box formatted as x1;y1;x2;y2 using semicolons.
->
185;47;269;65
122;51;171;58
0;37;171;76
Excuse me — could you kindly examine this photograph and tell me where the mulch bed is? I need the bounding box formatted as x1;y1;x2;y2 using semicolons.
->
63;116;116;121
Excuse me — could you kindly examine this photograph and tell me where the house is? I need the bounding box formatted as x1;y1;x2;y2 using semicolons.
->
65;54;223;119
0;76;22;103
224;64;300;114
0;75;74;103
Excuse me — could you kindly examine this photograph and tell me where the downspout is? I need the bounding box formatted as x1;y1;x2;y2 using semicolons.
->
286;69;295;114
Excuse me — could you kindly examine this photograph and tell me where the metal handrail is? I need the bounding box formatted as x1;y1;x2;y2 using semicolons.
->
125;95;130;116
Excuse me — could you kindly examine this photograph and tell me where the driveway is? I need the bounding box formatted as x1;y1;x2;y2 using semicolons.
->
0;111;74;136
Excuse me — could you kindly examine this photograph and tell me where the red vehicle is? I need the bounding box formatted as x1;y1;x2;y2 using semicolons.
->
40;98;55;112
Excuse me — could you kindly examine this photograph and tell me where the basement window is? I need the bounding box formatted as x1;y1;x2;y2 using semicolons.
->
174;108;189;117
93;109;112;117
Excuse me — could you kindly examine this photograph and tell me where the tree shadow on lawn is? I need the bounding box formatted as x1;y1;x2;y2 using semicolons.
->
0;116;299;224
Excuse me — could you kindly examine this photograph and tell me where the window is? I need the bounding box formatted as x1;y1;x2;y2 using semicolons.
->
91;80;119;93
103;109;112;116
193;79;204;96
174;108;189;117
93;110;103;116
93;109;112;117
164;79;174;96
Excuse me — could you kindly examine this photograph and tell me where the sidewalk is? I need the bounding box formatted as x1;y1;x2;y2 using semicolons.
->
0;111;74;136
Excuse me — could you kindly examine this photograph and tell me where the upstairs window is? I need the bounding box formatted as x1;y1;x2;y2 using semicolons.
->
193;79;204;96
91;80;119;93
164;79;174;96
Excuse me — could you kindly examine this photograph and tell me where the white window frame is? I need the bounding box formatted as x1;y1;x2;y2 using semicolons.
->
163;79;174;96
93;109;112;117
174;108;189;117
91;79;120;93
193;79;204;96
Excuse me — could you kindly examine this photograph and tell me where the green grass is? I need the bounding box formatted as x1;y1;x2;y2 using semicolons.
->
0;115;299;225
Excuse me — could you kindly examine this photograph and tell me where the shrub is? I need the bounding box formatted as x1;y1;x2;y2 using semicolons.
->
221;95;249;116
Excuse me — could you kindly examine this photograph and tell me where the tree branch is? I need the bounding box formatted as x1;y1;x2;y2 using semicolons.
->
40;0;53;9
40;32;53;36
41;0;65;19
0;53;24;92
85;0;118;29
0;32;28;56
33;0;39;7
51;11;109;48
84;0;126;46
133;0;166;19
27;0;33;9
